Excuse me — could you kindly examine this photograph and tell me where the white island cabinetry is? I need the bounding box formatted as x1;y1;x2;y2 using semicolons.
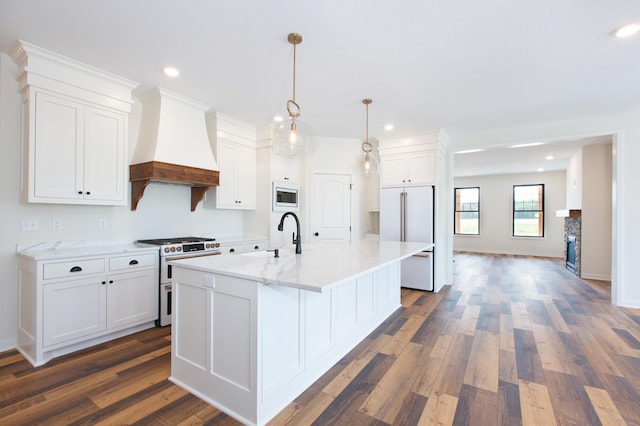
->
169;239;431;426
17;245;159;366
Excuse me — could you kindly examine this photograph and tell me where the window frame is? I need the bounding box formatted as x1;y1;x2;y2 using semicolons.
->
512;183;545;238
454;186;480;236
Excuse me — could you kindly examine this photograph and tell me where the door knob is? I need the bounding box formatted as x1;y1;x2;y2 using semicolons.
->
314;232;319;237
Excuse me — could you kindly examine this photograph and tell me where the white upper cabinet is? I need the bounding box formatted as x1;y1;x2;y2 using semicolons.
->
206;112;257;210
12;41;137;206
380;151;436;187
32;92;126;203
271;150;300;184
215;140;256;209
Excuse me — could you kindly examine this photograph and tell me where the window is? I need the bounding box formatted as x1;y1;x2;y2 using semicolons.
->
454;187;480;235
513;184;544;237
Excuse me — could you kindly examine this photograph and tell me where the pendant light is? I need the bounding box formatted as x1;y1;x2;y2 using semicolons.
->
359;98;379;175
274;33;313;156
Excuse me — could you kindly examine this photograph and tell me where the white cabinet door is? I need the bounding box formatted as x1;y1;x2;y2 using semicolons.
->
406;151;436;186
216;142;238;208
380;154;407;187
43;277;107;347
380;151;436;187
33;92;84;200
213;141;256;210
271;152;299;183
235;145;256;209
30;91;127;205
106;269;158;330
83;106;126;202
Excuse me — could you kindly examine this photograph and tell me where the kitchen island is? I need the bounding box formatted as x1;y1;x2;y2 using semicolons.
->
168;239;432;426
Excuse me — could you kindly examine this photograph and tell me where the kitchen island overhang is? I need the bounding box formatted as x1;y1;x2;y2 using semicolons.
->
168;239;432;426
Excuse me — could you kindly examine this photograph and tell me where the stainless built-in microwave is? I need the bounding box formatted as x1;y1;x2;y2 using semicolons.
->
273;181;299;211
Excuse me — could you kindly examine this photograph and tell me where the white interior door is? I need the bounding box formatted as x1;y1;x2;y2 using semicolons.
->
311;173;351;241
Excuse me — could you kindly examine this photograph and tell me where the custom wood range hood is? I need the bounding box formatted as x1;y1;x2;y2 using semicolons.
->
129;87;219;211
129;161;218;211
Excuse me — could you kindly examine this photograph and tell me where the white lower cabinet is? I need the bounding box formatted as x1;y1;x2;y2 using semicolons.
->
219;239;268;254
106;269;158;329
18;247;159;366
43;277;107;347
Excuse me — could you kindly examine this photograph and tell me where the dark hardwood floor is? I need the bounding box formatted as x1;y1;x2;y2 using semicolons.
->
2;253;640;425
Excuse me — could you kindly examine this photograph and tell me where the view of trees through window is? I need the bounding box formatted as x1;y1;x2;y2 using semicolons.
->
513;184;544;237
454;187;479;235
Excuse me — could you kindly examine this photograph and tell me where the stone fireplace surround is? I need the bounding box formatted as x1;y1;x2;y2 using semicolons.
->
564;214;581;276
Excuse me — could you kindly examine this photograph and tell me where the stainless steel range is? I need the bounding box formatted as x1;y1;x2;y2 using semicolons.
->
137;237;220;326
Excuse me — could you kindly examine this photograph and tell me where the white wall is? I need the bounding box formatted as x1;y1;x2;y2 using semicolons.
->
566;148;582;209
581;143;612;280
453;171;566;257
0;54;245;351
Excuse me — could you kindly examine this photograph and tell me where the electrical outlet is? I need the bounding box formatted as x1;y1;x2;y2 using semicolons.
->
99;218;107;229
21;218;39;231
52;218;62;230
203;275;215;288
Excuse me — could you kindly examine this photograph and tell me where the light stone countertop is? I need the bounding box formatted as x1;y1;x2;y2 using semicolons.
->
17;242;159;261
169;239;433;292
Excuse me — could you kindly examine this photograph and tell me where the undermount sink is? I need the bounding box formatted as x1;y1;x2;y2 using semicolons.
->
241;250;280;258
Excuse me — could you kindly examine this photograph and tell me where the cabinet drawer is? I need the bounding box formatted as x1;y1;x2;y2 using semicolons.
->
109;253;157;271
246;241;267;252
43;259;105;280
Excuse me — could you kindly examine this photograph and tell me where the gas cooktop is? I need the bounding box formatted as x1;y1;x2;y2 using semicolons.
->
137;236;220;254
137;237;214;246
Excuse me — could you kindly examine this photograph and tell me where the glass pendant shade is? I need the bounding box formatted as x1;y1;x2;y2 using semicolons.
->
274;117;314;156
358;98;379;175
274;33;312;157
359;140;380;175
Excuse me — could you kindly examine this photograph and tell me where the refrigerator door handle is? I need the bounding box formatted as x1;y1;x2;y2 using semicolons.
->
403;191;408;241
399;192;404;241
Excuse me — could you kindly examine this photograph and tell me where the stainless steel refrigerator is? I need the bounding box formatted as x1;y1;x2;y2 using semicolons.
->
379;185;434;291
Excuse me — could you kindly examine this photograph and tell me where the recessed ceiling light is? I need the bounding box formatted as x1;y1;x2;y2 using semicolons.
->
455;148;485;154
384;124;394;131
509;142;545;148
163;66;180;77
614;23;640;38
537;168;544;172
545;155;554;160
273;115;284;122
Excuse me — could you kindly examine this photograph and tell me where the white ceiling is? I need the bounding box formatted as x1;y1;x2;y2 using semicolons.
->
0;1;637;175
453;134;612;177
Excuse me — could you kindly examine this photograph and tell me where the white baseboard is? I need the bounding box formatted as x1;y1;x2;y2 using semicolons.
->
580;272;611;281
453;249;563;259
621;298;640;309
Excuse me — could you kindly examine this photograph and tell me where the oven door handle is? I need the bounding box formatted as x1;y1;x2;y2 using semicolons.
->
166;251;221;279
165;252;221;262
